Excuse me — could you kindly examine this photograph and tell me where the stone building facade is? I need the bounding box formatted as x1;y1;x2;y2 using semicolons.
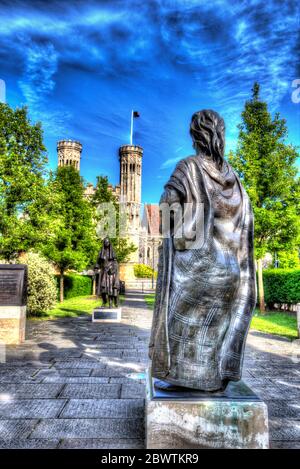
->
139;204;160;270
119;144;143;265
57;140;82;170
57;140;160;279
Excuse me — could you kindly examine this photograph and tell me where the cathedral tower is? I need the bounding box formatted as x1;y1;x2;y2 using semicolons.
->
119;144;143;263
57;140;82;171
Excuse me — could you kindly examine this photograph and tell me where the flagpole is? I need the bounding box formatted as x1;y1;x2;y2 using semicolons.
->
130;109;133;145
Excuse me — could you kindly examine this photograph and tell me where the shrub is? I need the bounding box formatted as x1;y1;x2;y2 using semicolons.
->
134;263;157;279
263;268;300;306
56;273;93;299
277;250;300;269
20;252;57;315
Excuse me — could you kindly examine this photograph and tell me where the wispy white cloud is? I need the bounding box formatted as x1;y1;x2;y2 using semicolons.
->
160;155;183;169
16;42;72;134
0;0;298;197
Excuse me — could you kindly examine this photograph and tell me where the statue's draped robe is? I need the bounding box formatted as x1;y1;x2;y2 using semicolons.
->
149;155;256;391
96;245;119;298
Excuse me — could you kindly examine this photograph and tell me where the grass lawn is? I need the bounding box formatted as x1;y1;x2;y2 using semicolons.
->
145;294;155;308
251;310;297;341
29;294;126;320
145;294;298;341
29;296;101;320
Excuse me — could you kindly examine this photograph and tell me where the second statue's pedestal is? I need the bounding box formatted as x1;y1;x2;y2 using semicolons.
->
146;372;269;449
92;307;121;323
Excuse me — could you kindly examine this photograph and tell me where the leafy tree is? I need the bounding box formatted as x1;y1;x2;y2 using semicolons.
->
91;175;137;262
229;83;300;311
19;251;57;315
0;104;51;260
43;166;97;302
276;249;300;269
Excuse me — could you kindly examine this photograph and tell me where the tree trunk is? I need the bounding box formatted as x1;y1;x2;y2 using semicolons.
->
257;258;265;313
59;273;64;303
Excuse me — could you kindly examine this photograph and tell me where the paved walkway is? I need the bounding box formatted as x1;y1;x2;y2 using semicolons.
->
0;291;299;449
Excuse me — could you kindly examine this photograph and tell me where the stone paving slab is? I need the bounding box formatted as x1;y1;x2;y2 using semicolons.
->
53;360;107;369
266;401;300;418
0;290;298;448
270;441;300;449
0;399;67;419
58;438;144;449
91;365;146;377
121;383;146;399
0;438;60;449
3;360;53;368
61;398;144;418
31;418;144;439
0;367;47;383
269;418;300;441
110;377;145;384
35;368;93;379
271;378;300;388
247;385;300;400
59;383;121;399
0;419;39;439
0;383;64;398
43;376;110;384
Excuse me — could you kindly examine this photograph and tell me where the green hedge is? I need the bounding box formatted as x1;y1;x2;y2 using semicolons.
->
56;274;93;299
134;263;157;279
263;268;300;305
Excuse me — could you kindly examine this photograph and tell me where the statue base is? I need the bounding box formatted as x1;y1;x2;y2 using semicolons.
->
0;306;26;345
146;370;269;449
92;307;122;323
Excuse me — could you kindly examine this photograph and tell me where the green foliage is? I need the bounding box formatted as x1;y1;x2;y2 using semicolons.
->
20;251;57;316
228;83;300;259
56;273;93;300
134;263;157;279
251;310;297;340
276;249;300;269
91;175;137;262
145;293;155;308
0;104;52;260
145;292;297;340
263;268;300;305
32;295;100;320
43;166;97;276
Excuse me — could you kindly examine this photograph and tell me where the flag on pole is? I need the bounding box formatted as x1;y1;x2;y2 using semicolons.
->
130;110;140;144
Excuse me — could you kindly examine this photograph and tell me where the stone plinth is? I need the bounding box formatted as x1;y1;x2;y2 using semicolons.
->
0;306;26;345
146;371;269;449
92;307;121;323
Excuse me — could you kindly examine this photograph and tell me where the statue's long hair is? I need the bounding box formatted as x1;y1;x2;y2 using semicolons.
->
98;238;116;261
190;109;225;169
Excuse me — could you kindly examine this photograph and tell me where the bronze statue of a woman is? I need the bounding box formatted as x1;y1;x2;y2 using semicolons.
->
149;110;256;392
95;237;120;308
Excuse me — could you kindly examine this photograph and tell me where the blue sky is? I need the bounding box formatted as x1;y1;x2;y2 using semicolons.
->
0;0;299;203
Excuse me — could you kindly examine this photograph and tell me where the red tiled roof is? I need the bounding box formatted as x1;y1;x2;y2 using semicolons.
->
145;204;160;236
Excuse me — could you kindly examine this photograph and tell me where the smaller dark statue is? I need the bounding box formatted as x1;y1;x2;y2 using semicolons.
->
95;238;120;308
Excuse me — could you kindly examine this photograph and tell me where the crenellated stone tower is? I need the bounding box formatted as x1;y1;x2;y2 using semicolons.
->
119;144;143;266
57;140;82;171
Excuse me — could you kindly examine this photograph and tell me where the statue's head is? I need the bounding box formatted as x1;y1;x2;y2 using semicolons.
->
103;237;110;248
190;110;225;168
100;237;117;261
